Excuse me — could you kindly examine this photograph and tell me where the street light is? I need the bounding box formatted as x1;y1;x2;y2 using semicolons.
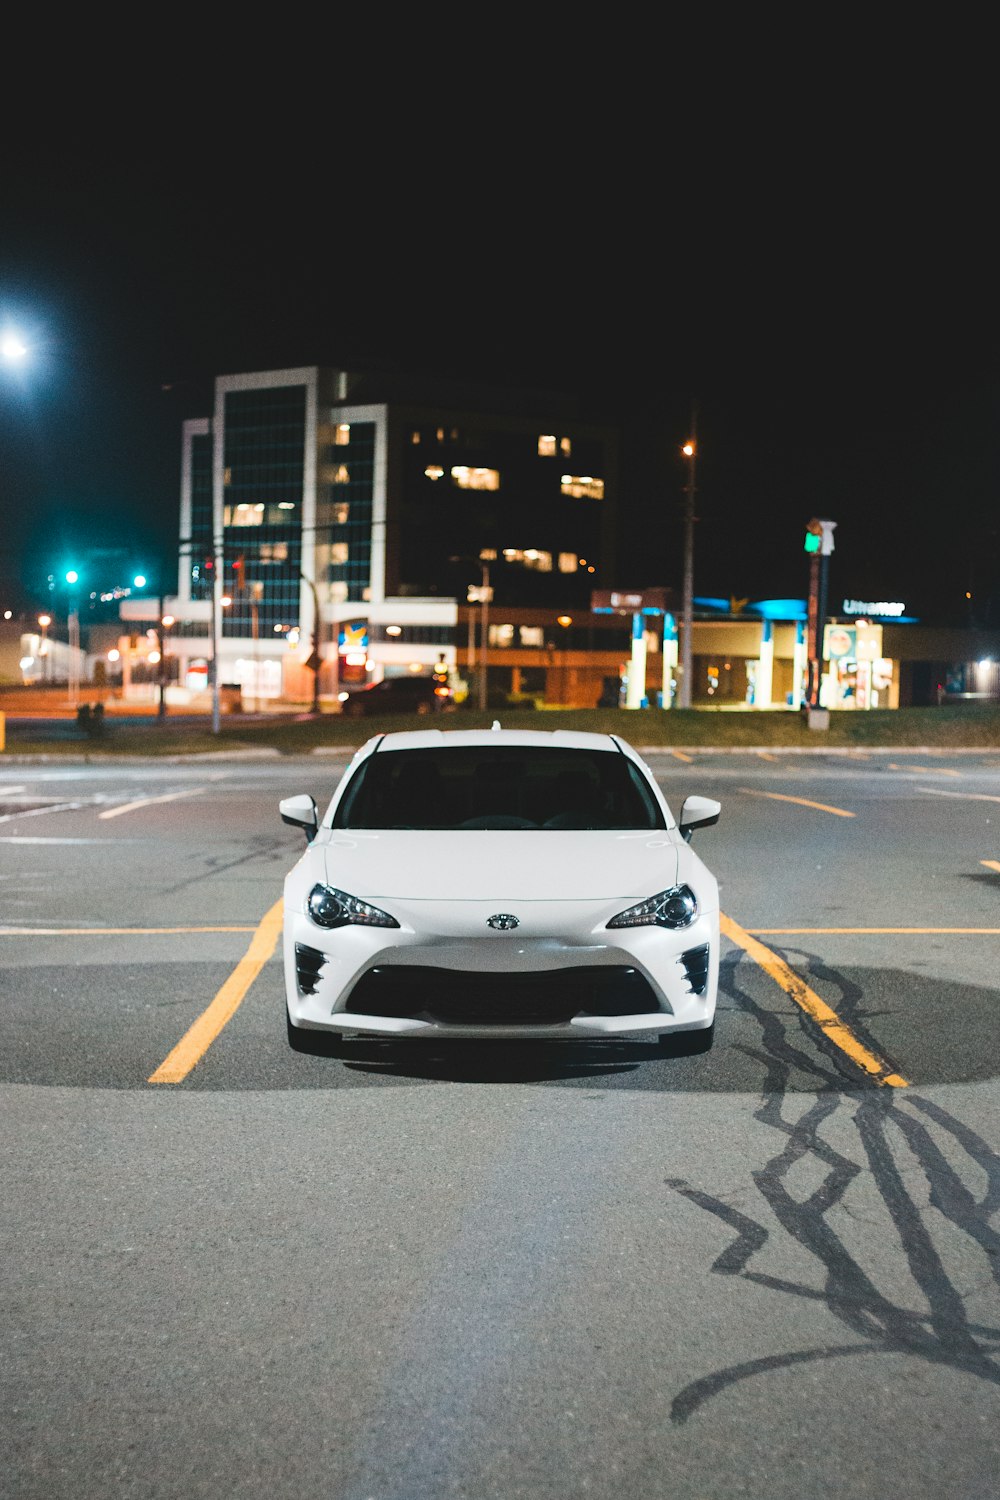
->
679;410;698;710
1;333;28;364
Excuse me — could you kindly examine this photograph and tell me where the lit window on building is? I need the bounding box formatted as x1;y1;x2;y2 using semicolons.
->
488;623;515;648
452;466;500;491
560;474;604;499
479;548;497;560
225;503;263;527
334;424;350;446
560;437;572;456
436;428;445;442
333;502;349;525
259;542;289;562
538;435;557;456
385;624;403;636
411;431;421;444
330;581;349;602
502;548;552;571
331;542;349;564
425;465;445;480
519;626;543;646
558;553;578;572
223;467;232;486
278;501;296;509
333;464;350;484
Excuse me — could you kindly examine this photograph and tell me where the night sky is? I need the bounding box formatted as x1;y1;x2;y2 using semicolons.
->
2;72;997;629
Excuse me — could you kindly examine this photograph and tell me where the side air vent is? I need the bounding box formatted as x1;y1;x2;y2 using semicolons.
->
295;943;327;996
679;944;710;996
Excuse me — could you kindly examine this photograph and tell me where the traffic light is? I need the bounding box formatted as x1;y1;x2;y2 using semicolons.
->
433;655;451;698
804;518;837;555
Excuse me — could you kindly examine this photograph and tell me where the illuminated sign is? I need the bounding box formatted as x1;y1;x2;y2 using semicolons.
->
592;588;671;615
841;599;905;617
338;621;368;655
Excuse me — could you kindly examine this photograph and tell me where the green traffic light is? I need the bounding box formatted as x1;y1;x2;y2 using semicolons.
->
65;569;80;583
803;532;821;554
133;574;147;588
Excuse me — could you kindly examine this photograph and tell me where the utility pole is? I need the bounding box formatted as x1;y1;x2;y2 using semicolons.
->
478;557;490;711
679;404;698;709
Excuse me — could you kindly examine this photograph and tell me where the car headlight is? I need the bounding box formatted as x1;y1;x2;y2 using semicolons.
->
307;883;399;930
607;884;698;929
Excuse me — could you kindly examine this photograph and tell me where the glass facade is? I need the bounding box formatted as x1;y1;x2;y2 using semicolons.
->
222;386;305;638
318;421;374;602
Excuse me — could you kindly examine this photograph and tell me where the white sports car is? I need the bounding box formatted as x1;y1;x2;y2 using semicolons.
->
279;727;721;1055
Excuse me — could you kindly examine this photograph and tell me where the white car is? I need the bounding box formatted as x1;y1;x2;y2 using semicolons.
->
279;727;721;1055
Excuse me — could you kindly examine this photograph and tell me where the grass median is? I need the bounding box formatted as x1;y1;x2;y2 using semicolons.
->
3;701;1000;756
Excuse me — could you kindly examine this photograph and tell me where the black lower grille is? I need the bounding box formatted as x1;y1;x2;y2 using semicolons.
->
679;944;710;996
347;965;661;1026
295;943;327;996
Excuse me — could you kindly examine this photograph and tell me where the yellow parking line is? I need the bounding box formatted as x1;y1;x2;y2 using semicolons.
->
720;912;908;1087
148;898;284;1084
669;748;694;762
981;861;1000;874
739;788;855;818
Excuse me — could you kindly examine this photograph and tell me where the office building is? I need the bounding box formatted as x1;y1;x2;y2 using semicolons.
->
121;365;623;706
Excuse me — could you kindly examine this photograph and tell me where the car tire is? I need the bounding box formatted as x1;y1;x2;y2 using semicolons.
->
656;1022;714;1056
286;1007;344;1055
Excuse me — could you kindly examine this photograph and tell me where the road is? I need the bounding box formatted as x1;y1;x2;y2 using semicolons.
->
2;750;999;1499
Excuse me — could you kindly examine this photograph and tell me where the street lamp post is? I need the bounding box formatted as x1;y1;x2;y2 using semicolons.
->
37;615;51;681
64;570;81;708
477;558;490;711
679;406;698;710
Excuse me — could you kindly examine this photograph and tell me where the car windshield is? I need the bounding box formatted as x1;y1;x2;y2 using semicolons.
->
331;746;666;830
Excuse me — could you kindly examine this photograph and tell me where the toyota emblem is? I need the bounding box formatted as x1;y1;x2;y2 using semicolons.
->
486;913;520;931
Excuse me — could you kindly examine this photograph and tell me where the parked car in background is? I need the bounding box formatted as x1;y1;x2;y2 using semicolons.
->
278;726;722;1057
337;674;453;717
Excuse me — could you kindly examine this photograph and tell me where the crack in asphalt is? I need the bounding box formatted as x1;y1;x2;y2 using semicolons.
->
666;955;1000;1423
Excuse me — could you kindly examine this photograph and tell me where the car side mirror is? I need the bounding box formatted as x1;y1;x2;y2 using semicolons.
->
679;795;721;843
279;794;319;843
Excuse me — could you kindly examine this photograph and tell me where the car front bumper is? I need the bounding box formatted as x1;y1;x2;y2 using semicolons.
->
283;900;719;1041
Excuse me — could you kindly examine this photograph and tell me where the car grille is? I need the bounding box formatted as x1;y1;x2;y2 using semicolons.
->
679;943;710;996
346;965;662;1025
295;943;327;996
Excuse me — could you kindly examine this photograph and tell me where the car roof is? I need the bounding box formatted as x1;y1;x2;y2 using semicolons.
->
364;727;628;753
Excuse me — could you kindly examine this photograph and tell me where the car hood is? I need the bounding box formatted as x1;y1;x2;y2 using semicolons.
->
320;830;681;900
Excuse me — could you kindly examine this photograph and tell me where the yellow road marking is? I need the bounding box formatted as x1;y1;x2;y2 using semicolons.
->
887;763;960;776
756;752;779;762
99;787;206;820
0;925;255;935
981;861;1000;874
148;898;284;1084
747;926;1000;934
720;912;908;1087
739;788;855;818
669;748;694;762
